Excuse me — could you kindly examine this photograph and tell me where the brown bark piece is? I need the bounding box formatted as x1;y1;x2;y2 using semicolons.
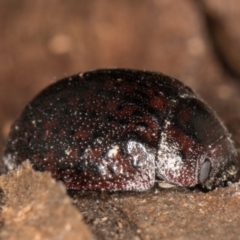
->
0;162;91;240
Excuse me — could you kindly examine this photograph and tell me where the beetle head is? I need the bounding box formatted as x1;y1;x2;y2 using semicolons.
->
198;136;238;190
156;96;238;190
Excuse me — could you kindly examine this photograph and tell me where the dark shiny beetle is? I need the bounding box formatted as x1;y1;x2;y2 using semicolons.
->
3;69;238;191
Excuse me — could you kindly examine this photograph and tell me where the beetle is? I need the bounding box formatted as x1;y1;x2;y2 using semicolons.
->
3;69;238;191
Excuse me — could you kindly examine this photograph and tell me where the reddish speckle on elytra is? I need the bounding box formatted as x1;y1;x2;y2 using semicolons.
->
3;69;238;191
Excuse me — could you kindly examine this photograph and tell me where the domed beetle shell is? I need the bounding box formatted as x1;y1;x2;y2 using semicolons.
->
3;69;238;191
